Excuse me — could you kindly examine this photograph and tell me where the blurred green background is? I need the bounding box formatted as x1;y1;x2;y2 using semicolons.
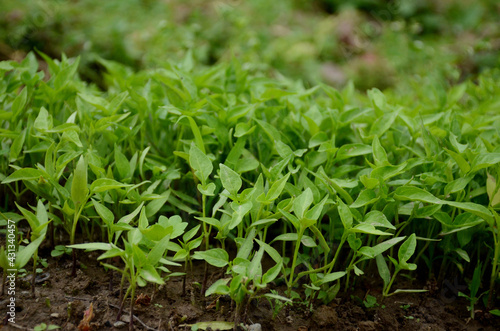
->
1;0;499;91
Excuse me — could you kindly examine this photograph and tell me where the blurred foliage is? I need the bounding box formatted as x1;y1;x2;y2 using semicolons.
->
0;0;498;92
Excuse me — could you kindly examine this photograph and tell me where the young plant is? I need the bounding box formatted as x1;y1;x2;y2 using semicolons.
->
15;200;50;295
70;227;177;331
458;264;485;319
188;142;215;293
69;156;90;277
172;224;203;295
376;234;427;297
204;232;290;327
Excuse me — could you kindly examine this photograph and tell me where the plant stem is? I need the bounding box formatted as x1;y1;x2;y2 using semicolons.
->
488;232;499;308
70;203;85;277
287;230;303;296
384;267;400;297
32;249;38;297
201;194;209;295
129;285;136;331
289;235;347;289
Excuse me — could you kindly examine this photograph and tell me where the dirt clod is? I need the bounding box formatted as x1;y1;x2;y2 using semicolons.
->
312;305;339;326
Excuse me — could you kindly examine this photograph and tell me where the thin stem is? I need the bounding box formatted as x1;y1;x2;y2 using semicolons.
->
70;204;85;277
201;194;209;295
384;267;400;297
129;284;136;331
287;230;303;296
31;249;38;297
488;232;499;308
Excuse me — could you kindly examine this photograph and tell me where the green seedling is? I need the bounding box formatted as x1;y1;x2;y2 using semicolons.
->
172;224;203;295
205;231;290;326
376;234;427;297
51;245;72;258
14;200;50;295
188;142;215;294
363;294;379;308
70;227;179;331
459;264;485;319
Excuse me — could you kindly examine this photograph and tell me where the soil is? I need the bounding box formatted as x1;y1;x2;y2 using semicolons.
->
1;247;498;331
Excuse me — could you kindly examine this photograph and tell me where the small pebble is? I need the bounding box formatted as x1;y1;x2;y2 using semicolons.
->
247;323;262;331
120;315;131;323
114;321;127;328
50;313;59;318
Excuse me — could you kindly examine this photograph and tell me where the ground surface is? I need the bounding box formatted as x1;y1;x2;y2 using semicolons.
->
2;250;498;331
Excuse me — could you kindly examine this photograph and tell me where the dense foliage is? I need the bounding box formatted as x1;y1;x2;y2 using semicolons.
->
0;51;499;328
0;0;499;329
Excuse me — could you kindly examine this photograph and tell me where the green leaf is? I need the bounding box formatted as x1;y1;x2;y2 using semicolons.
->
444;148;470;174
394;186;442;204
248;246;264;279
293;188;314;220
114;148;130;179
36;200;48;226
310;225;330;254
489;309;500;317
336;143;372;161
351;223;392;236
68;243;112;251
256;239;282;264
337;199;353;230
34;107;51;132
263;293;292;302
445;201;493;224
71;156;88;207
304;196;329;222
376;254;391;287
193;248;229;267
235;229;255;261
9;129;26;162
2;168;43;184
444;176;473;196
229;200;252;230
140;264;165;285
372;136;388;166
205;278;231;296
90;178;131;192
219;164;242;196
363;211;396;230
368;88;388;112
92;200;114;227
118;202;144;225
320;271;347;285
16;235;45;269
369;111;398;137
279;208;300;230
454;248;470;262
147;235;171;265
486;173;500;207
198;183;216;196
186;116;205;153
190;143;213;184
262;261;282;284
365;237;406;258
196;217;221;229
351;189;377;208
398;233;417;266
471;153;500;172
183;224;201;242
11;87;28;117
265;173;290;202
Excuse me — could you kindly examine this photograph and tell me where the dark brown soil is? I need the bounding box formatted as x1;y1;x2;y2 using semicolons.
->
1;250;498;331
